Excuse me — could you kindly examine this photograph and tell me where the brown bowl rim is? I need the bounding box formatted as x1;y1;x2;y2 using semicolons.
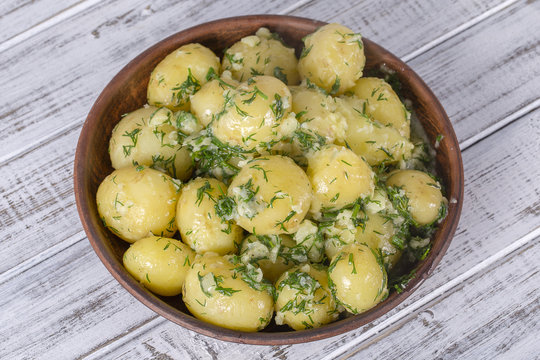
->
74;14;464;345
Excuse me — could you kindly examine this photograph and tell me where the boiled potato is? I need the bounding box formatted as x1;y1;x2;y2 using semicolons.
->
328;243;388;314
176;177;243;255
356;212;402;270
108;106;194;180
211;75;297;152
298;23;365;95
190;70;239;127
182;253;274;332
240;234;300;283
96;166;180;243
290;86;348;144
228;155;312;235
352;77;410;138
307;144;374;216
147;43;220;111
336;96;413;166
123;236;195;296
274;263;338;330
386;169;445;226
222;27;300;85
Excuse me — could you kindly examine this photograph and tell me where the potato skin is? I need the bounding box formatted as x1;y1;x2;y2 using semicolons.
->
307;144;374;216
328;243;388;314
291;86;348;144
211;75;297;152
108;106;193;180
182;253;274;332
96;166;180;243
190;71;239;127
227;155;312;235
386;169;444;226
274;264;338;330
298;23;365;95
336;96;413;166
123;236;195;296
352;77;410;138
147;43;220;111
176;177;243;255
222;27;300;85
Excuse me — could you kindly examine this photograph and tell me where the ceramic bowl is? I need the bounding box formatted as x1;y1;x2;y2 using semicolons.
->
74;15;464;344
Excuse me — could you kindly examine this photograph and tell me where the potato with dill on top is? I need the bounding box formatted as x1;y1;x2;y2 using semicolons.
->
182;252;274;332
352;77;410;138
176;177;243;255
123;236;195;296
96;166;180;243
336;95;413;166
211;75;297;153
306;144;375;217
189;70;239;127
298;23;365;95
228;155;312;235
386;169;446;226
222;27;300;85
274;263;338;330
108;106;198;180
147;43;220;111
290;86;348;145
328;243;388;314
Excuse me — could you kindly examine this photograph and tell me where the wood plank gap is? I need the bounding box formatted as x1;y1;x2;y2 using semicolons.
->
0;119;82;167
0;0;104;54
77;315;164;360
460;97;540;151
401;0;519;63
0;230;85;285
277;0;314;15
320;225;540;360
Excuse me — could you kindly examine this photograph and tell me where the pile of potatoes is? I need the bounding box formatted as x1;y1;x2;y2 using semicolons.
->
96;23;446;332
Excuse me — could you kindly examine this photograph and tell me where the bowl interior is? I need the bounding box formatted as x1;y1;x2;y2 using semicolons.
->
74;15;463;345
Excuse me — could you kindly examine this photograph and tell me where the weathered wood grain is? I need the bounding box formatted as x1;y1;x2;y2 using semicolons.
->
407;0;540;145
1;110;538;359
342;239;540;360
0;0;81;43
0;0;518;164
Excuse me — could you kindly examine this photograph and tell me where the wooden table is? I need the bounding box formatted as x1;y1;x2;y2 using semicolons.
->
1;0;539;358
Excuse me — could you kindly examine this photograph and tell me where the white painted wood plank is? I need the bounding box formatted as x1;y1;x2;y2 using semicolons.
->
1;110;538;359
0;0;516;164
0;0;81;43
342;239;540;360
406;0;540;145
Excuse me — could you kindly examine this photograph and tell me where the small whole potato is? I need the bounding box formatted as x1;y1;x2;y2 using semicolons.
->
96;166;180;243
123;236;195;296
227;155;312;235
108;106;195;180
274;263;338;330
307;144;375;216
222;27;300;85
182;253;274;332
386;169;445;226
298;23;365;95
147;43;220;111
176;177;243;255
328;243;388;314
